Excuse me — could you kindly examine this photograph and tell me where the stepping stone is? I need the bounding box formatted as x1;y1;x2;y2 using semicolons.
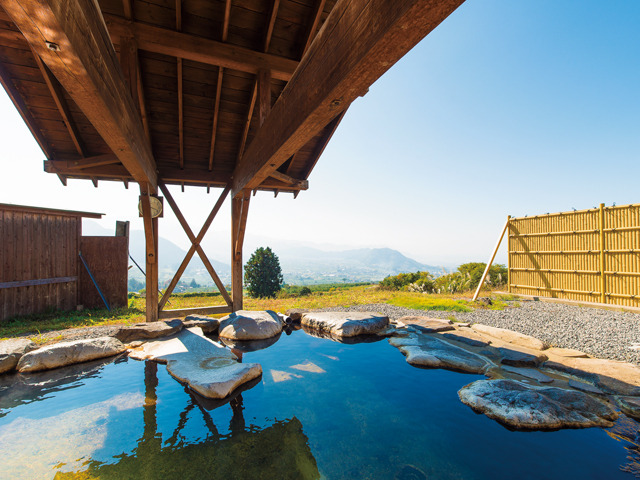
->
441;331;491;348
183;315;219;334
17;337;125;373
129;327;262;399
219;310;282;340
301;312;388;337
569;380;604;395
501;365;554;384
472;324;545;350
546;347;589;358
285;309;309;322
396;316;454;333
498;347;548;368
389;334;490;374
458;379;617;430
0;338;38;374
376;325;399;337
115;319;183;343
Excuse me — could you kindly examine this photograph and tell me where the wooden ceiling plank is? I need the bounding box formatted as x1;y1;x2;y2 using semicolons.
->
1;0;158;191
0;60;53;159
105;14;298;81
300;108;346;179
30;48;87;157
230;0;465;197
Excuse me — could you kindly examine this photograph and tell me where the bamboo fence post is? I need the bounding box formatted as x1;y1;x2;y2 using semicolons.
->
473;216;510;301
599;203;606;304
507;215;511;293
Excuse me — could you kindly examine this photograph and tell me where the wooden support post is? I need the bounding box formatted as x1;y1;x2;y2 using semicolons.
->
231;191;251;312
599;203;606;304
140;184;158;322
473;216;510;301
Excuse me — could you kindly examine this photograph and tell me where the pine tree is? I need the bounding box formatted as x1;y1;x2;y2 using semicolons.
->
244;247;284;298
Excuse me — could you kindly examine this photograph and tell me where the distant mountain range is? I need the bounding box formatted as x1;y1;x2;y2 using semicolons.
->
83;221;444;286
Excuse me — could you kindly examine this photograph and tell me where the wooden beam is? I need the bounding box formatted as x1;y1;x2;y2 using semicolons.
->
237;83;258;162
157;182;232;310
159;305;233;319
176;0;184;169
139;187;156;264
62;153;120;170
269;170;308;189
472;217;510;301
230;0;465;197
1;0;158;191
120;36;139;115
31;48;87;157
0;61;53;159
302;0;327;57
105;14;298;82
231;195;243;311
258;68;271;127
234;189;251;261
208;67;223;171
264;0;281;53
299;109;346;179
122;0;132;20
222;0;232;42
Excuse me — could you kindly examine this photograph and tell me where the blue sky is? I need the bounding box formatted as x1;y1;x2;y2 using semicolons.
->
0;0;638;266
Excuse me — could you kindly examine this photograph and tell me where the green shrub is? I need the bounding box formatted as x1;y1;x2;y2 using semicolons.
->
299;286;312;296
244;247;284;298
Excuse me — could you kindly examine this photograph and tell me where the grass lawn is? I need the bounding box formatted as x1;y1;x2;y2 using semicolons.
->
0;285;510;340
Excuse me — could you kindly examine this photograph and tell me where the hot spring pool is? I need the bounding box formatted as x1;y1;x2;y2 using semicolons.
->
0;328;639;479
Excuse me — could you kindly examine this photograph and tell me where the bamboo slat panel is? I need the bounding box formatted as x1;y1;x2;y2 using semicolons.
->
508;203;640;307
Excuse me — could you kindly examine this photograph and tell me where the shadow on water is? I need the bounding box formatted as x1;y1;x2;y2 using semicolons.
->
53;360;320;480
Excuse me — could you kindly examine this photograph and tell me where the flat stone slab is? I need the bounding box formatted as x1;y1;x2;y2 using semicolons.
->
219;310;282;340
546;347;589;358
114;319;183;343
396;316;454;333
301;312;388;337
569;380;604;395
0;338;37;374
183;315;220;334
499;347;548;368
472;324;545;351
501;366;554;384
458;379;618;430
17;337;125;373
129;327;262;399
376;325;399;337
389;334;490;374
441;331;491;348
544;358;640;396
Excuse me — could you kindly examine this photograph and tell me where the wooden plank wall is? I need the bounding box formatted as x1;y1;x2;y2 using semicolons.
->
79;236;128;309
508;203;640;307
0;208;79;321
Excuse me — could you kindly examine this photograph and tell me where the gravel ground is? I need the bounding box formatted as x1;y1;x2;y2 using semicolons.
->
307;301;640;365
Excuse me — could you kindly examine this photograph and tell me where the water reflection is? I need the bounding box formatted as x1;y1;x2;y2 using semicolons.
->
301;325;385;344
53;360;320;480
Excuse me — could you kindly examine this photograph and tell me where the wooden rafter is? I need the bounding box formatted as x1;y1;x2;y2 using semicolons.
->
56;153;120;170
302;0;327;57
0;60;53;160
176;0;184;169
300;109;346;179
230;0;465;197
1;0;158;191
264;0;281;53
236;84;258;163
105;14;298;81
158;181;232;310
269;170;308;189
31;48;87;158
208;0;232;171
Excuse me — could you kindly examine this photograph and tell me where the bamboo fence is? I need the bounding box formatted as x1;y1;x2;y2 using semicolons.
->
508;203;640;307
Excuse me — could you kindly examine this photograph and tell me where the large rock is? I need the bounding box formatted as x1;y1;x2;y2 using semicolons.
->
17;337;126;373
218;310;282;340
544;359;640;396
500;365;554;384
498;347;548;367
129;327;262;399
389;334;490;374
458;379;618;430
616;396;640;419
472;324;545;351
301;312;388;337
396;316;454;333
0;338;38;374
441;330;491;348
114;319;183;343
183;315;219;334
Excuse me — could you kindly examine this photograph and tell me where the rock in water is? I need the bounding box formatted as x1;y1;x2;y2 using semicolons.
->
396;316;454;333
115;319;183;343
218;310;283;340
129;327;262;399
458;379;617;430
183;315;220;334
17;337;126;373
300;312;388;337
0;339;38;374
389;334;490;374
498;347;548;367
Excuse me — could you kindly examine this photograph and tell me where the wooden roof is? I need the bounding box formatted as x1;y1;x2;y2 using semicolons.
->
0;0;464;198
0;203;103;218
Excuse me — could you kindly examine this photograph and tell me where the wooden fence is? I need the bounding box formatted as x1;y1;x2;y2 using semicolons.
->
508;203;640;307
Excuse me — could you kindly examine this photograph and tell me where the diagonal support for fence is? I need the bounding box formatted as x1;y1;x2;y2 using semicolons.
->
157;180;232;312
472;216;510;301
